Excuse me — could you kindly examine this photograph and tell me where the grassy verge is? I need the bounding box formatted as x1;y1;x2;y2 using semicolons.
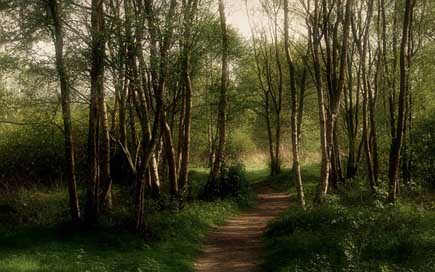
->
0;169;265;272
262;166;435;272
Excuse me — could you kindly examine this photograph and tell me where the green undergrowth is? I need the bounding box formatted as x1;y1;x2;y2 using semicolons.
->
263;171;435;272
0;200;241;272
0;169;263;272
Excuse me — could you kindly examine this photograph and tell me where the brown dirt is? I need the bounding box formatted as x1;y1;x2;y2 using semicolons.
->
194;183;290;272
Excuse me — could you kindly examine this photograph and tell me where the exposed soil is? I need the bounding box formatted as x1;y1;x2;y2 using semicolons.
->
194;183;290;272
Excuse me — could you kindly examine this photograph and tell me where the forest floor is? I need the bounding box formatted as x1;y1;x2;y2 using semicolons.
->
194;179;290;272
0;168;270;272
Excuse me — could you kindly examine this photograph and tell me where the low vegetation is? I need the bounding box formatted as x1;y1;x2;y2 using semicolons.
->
0;170;253;272
264;171;435;272
1;0;435;271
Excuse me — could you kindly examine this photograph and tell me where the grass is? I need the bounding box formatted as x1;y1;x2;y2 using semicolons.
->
0;169;268;272
0;200;242;272
262;167;435;272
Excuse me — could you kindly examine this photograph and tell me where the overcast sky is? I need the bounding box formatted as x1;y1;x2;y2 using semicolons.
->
226;0;263;38
226;0;306;39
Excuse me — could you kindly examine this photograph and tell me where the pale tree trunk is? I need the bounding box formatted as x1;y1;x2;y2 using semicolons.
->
309;0;330;203
209;0;228;183
135;5;161;198
99;79;113;210
47;0;81;224
284;0;305;209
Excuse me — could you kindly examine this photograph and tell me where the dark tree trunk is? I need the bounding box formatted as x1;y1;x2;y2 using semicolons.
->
388;0;413;203
163;118;178;196
178;0;199;191
47;0;81;224
86;0;106;224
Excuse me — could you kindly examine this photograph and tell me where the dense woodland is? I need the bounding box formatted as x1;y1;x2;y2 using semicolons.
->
1;0;435;271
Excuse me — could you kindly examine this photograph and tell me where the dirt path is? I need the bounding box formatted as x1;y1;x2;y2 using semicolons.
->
194;184;290;272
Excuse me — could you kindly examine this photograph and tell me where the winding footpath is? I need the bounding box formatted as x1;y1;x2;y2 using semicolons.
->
194;183;290;272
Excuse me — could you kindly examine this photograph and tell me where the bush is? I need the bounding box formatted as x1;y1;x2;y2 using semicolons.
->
411;113;435;189
0;120;89;187
200;162;251;201
0;125;65;185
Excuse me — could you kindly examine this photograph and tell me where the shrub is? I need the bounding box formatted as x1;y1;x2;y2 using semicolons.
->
200;162;251;202
411;112;435;189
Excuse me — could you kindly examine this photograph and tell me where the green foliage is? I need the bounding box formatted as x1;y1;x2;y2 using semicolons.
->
0;187;69;226
0;190;244;272
0;125;65;184
411;112;435;188
226;129;257;163
264;191;435;272
201;162;253;204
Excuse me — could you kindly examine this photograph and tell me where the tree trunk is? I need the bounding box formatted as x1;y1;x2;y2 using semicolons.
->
178;0;198;191
310;0;330;203
265;96;276;176
99;79;113;210
284;0;305;209
86;0;106;224
209;0;228;183
388;0;413;203
163;117;178;196
47;0;81;224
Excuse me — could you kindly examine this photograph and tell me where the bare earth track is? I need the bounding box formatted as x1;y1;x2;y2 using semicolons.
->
194;183;290;272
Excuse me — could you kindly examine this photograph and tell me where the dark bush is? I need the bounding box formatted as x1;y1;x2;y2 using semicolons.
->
411;112;435;189
201;162;251;200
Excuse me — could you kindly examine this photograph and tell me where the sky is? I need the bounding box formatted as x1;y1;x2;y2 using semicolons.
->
226;0;263;38
11;0;305;60
226;0;306;39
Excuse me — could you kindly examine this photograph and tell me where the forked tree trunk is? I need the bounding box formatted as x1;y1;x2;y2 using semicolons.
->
133;0;177;232
356;0;376;192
